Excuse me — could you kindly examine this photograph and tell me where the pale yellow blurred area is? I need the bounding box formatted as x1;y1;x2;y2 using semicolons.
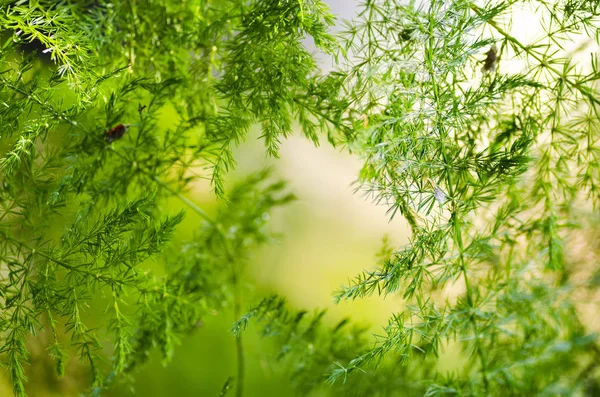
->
177;126;411;328
240;134;410;326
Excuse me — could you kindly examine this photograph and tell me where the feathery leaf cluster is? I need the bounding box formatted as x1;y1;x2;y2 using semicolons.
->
0;0;599;396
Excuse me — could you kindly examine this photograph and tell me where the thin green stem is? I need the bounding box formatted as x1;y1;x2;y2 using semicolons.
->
0;76;78;126
421;3;491;389
112;151;246;392
454;214;489;392
149;173;245;397
470;4;600;106
0;200;15;224
233;276;245;397
150;175;216;226
0;232;131;287
292;96;355;139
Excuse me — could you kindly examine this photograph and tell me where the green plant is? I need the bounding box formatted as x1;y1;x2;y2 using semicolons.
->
0;0;599;396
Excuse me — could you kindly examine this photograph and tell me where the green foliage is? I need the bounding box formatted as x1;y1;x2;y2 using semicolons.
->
233;295;435;397
319;0;600;395
0;0;599;396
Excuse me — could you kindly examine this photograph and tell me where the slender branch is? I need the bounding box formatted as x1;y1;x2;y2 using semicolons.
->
233;277;245;397
470;4;600;106
150;175;216;226
0;232;128;286
292;96;355;139
453;213;490;392
0;76;79;126
149;173;246;397
424;3;489;389
0;200;16;224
